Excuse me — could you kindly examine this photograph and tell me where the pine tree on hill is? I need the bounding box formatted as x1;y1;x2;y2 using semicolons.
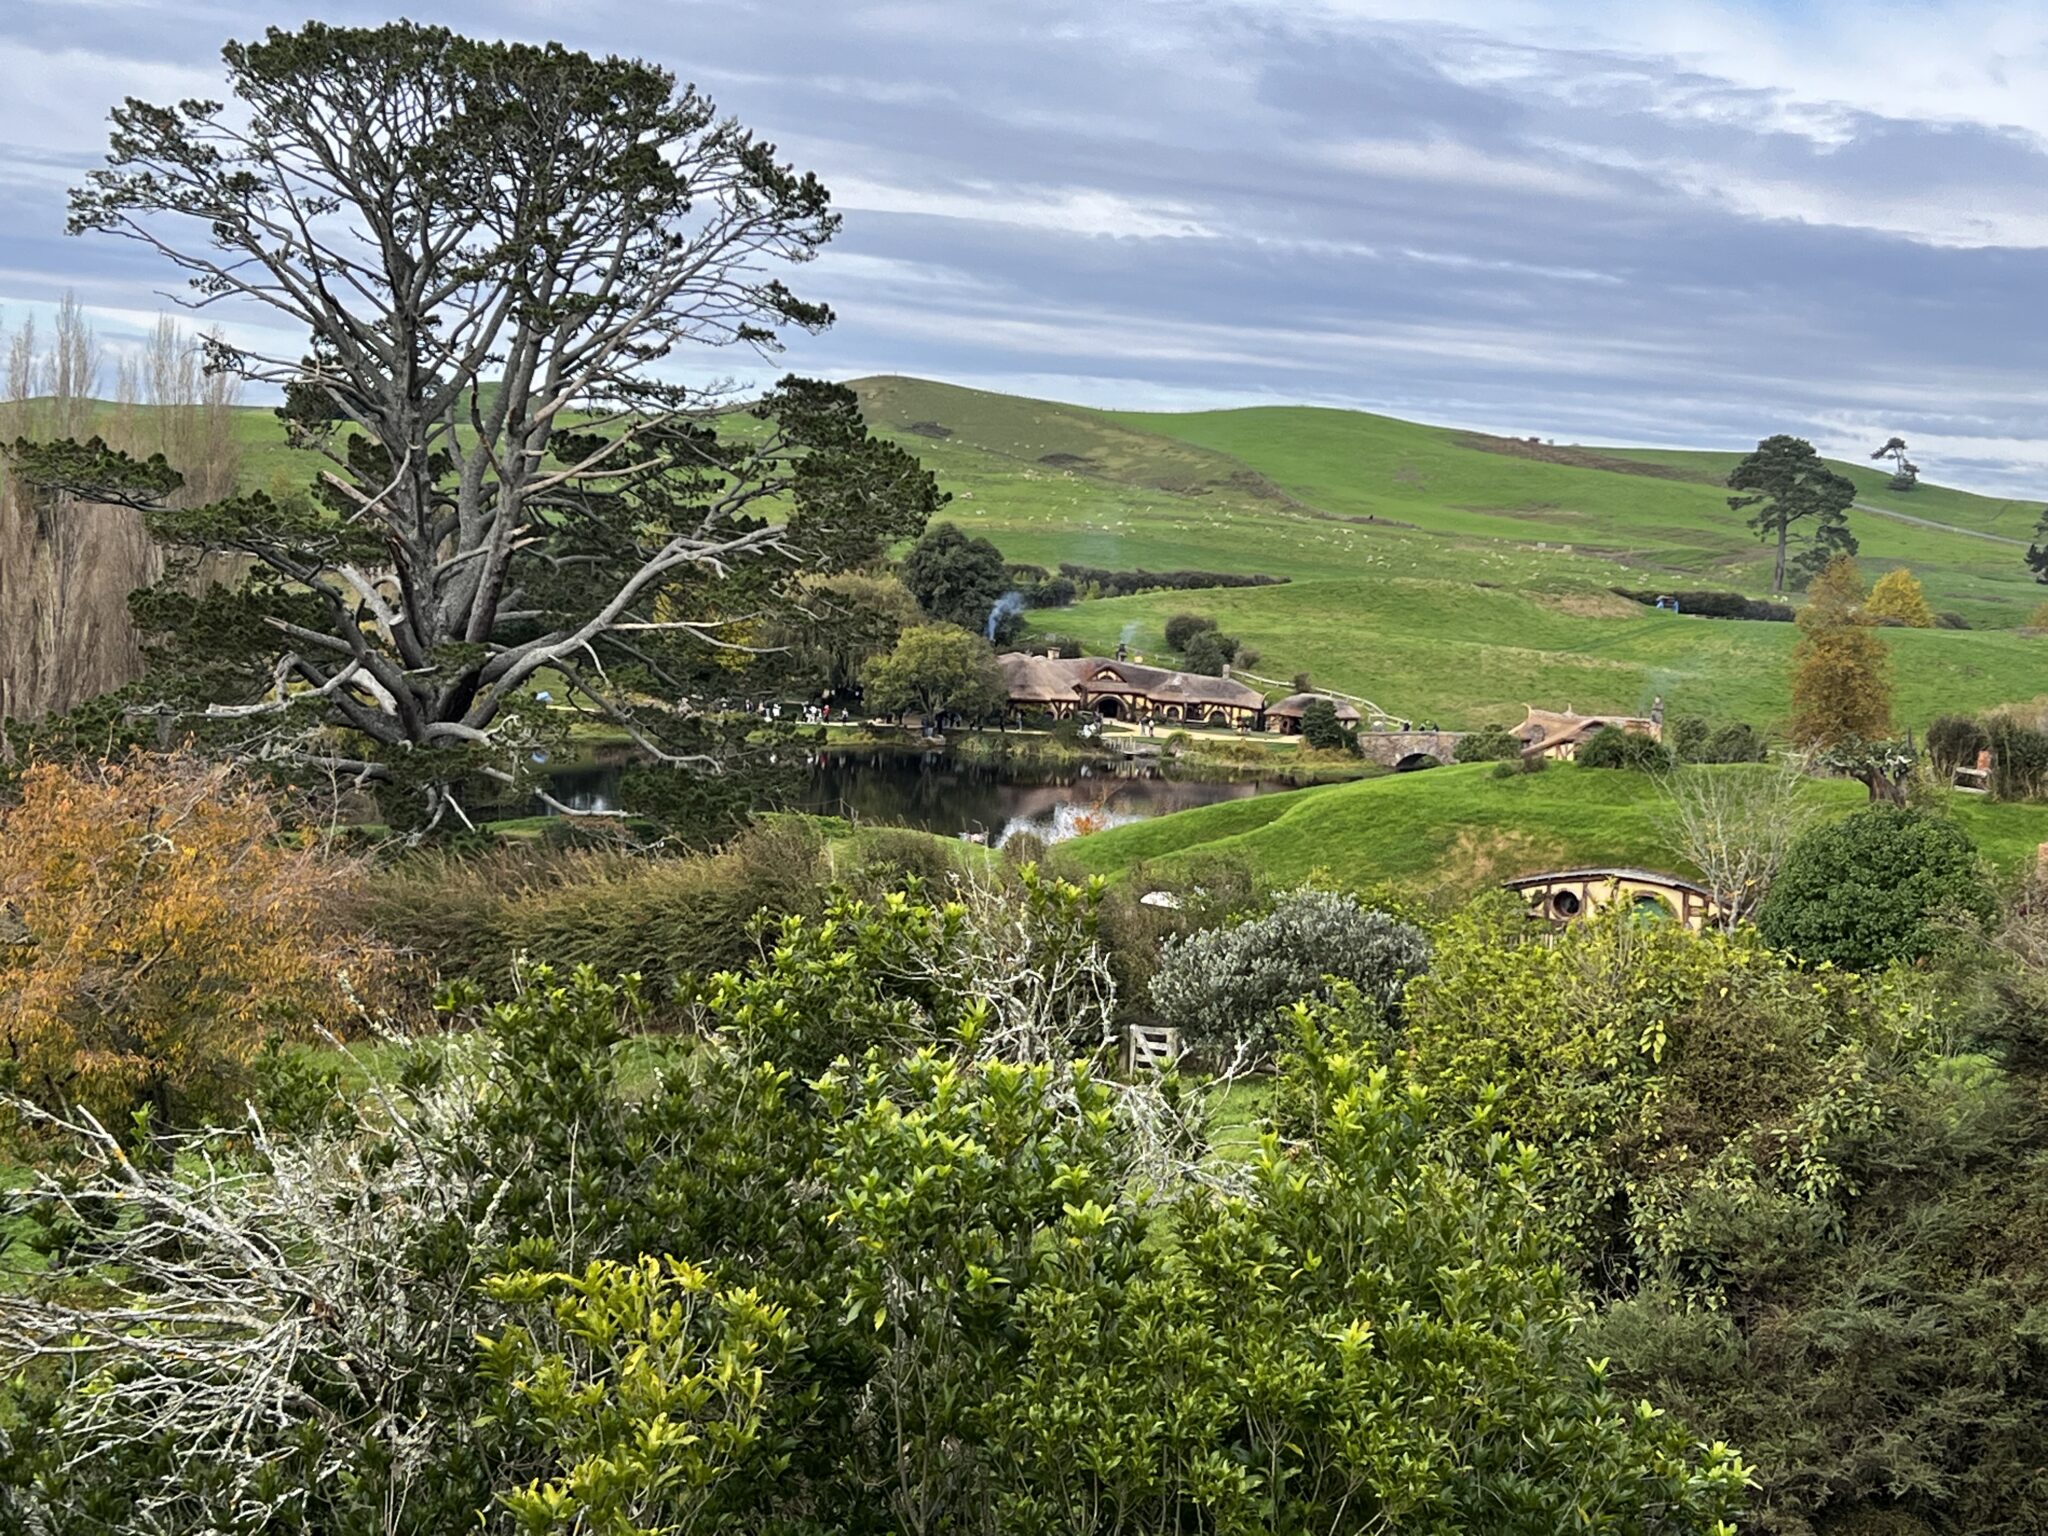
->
1728;434;1858;594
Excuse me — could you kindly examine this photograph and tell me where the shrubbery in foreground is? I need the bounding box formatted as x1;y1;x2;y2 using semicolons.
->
0;884;1744;1536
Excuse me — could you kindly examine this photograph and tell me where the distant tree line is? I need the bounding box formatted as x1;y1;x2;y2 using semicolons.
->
1040;564;1286;604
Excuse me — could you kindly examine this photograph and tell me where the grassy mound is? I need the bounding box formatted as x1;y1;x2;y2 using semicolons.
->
1058;762;2048;893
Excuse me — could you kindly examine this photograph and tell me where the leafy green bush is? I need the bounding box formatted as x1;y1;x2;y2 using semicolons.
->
1668;715;1711;761
837;825;967;895
1576;725;1675;771
1699;721;1769;763
1757;807;1994;968
1454;725;1522;762
1180;628;1240;676
1149;888;1429;1058
1927;713;1989;776
1987;715;2048;800
0;890;1748;1536
1299;698;1353;751
1163;612;1216;652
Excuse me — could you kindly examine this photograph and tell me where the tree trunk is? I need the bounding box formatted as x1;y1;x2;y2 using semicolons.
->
1772;522;1789;595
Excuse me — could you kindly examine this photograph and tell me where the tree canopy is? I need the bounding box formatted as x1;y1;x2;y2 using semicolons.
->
899;522;1019;640
861;623;1006;722
21;21;940;830
1728;434;1858;594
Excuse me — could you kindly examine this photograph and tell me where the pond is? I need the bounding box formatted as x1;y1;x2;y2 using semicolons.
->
542;747;1309;847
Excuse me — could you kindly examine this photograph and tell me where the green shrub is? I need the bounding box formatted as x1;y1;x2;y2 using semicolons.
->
1093;852;1264;1026
1180;628;1240;676
1455;725;1522;763
1926;713;1989;776
1149;888;1429;1059
838;825;967;895
1162;612;1216;652
1987;715;2048;800
356;821;829;993
1299;698;1353;751
1757;807;1994;968
1575;725;1674;771
1668;715;1710;761
1698;721;1768;763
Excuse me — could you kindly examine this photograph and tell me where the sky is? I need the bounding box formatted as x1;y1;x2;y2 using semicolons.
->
0;0;2043;495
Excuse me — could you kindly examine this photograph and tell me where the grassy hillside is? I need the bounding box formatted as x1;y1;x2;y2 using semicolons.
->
832;377;2047;731
70;375;2046;737
1105;403;2044;623
1036;576;2044;729
1058;762;2048;892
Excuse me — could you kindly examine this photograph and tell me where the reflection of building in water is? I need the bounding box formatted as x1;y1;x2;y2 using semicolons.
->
1502;867;1721;931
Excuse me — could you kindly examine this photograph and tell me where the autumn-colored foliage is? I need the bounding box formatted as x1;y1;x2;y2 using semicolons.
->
1790;556;1893;747
0;753;376;1126
1865;566;1935;628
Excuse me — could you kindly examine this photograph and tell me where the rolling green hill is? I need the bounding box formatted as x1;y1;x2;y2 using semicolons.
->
841;376;2048;731
63;374;2048;736
1056;762;2048;893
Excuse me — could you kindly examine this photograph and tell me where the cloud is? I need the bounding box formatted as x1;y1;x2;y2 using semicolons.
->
827;176;1221;239
0;0;2039;496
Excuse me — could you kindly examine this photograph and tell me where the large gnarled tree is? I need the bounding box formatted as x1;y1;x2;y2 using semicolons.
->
22;22;937;828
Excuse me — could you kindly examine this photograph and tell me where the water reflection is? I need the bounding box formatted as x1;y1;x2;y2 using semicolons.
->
542;748;1304;847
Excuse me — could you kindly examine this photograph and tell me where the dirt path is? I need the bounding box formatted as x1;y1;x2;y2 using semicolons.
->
1853;500;2029;548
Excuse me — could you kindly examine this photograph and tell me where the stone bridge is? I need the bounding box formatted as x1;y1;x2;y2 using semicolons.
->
1353;728;1464;770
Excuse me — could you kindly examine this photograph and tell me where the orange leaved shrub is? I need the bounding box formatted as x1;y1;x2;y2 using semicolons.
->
0;753;383;1128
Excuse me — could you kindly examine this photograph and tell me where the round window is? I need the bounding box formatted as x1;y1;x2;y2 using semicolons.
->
1550;890;1582;919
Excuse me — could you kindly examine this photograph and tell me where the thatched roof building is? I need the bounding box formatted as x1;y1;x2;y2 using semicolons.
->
1515;705;1661;760
996;653;1265;725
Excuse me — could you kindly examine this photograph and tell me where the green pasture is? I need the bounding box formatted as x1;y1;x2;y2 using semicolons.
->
1057;761;2048;892
1026;576;2046;731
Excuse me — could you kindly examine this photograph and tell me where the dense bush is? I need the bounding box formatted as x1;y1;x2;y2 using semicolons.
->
1987;714;2048;800
1086;852;1265;1029
1163;612;1216;651
0;887;1746;1536
1149;888;1429;1058
837;825;968;896
1757;807;1994;968
1298;697;1353;750
1392;905;2048;1535
1455;724;1523;762
1668;715;1710;761
1700;721;1770;763
1927;713;1990;776
1615;588;1795;622
353;819;830;994
0;754;392;1129
1575;725;1676;771
1057;563;1286;599
1180;628;1242;676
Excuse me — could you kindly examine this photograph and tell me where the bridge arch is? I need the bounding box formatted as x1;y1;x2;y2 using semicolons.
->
1392;752;1440;772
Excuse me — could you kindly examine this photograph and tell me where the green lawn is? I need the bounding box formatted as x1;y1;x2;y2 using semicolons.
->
1058;762;2048;893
